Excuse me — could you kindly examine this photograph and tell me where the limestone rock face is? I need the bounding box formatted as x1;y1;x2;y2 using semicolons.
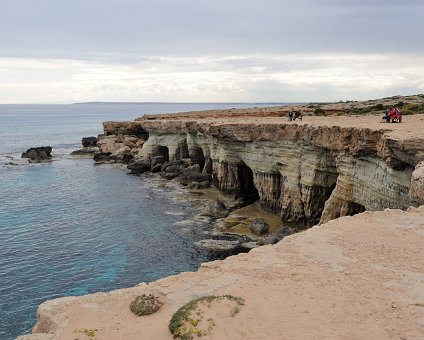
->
411;161;424;205
95;121;149;163
137;119;423;226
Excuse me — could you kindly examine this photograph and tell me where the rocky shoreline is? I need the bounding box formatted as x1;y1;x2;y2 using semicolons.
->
19;97;424;339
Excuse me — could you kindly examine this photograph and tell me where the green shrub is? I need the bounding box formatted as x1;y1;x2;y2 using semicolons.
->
314;107;325;116
169;295;245;340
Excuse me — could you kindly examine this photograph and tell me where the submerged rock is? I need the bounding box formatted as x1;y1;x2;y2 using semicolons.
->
249;218;269;235
207;200;229;218
21;146;52;162
70;146;99;156
194;239;241;252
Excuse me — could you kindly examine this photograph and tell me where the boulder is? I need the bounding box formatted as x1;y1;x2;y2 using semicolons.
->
151;155;166;167
249;218;269;235
207;200;229;218
161;160;185;173
21;146;52;161
81;136;97;147
127;158;151;174
178;171;211;186
93;152;111;163
187;180;211;189
151;163;163;173
185;164;201;173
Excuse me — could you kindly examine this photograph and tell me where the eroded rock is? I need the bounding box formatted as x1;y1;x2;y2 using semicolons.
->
411;161;424;205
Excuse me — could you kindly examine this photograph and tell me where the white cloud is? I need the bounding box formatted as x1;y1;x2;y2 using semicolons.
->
0;53;423;103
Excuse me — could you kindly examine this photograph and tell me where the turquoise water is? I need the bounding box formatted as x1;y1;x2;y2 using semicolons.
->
0;103;282;339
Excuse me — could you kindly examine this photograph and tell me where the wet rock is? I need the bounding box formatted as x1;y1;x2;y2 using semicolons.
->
151;163;162;173
81;136;97;147
249;218;269;235
130;293;163;316
21;146;52;162
187;180;211;189
161;160;183;172
128;158;151;174
194;239;241;252
178;171;211;186
207;200;229;218
93;152;111;163
151;155;166;167
159;171;180;180
186;164;201;173
70;147;99;156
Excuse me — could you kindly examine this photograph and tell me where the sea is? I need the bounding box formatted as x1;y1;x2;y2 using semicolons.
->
0;102;283;339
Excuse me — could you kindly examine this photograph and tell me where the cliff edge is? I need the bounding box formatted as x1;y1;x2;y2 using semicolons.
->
21;206;424;339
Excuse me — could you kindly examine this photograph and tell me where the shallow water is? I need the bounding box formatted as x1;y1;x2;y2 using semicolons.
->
0;103;283;339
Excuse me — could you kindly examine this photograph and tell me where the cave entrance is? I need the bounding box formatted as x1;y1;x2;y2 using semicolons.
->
189;146;206;170
349;202;366;216
153;146;169;162
236;163;260;205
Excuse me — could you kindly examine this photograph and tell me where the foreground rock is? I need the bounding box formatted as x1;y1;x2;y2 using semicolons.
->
23;207;424;339
21;146;52;162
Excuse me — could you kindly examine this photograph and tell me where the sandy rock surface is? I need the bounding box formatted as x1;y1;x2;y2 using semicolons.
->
25;206;424;340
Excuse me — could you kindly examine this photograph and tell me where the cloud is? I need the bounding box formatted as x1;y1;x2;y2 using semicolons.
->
0;1;423;102
0;53;423;103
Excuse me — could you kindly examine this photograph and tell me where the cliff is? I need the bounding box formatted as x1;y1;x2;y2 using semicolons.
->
113;114;424;226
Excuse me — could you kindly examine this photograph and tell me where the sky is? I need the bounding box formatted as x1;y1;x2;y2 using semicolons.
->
0;0;423;103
